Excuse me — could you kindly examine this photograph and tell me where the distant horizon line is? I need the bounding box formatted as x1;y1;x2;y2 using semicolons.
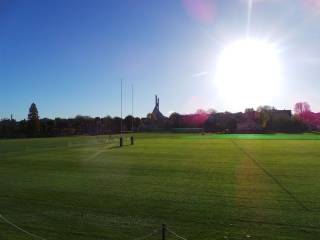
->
1;106;298;122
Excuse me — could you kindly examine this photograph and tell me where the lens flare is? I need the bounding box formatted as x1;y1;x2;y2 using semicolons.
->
182;0;215;23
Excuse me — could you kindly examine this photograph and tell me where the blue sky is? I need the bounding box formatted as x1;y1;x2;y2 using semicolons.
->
1;0;320;120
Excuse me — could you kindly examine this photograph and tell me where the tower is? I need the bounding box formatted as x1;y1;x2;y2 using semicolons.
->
155;95;159;110
151;94;165;121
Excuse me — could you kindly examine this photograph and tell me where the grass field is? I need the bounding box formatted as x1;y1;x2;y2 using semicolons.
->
0;133;319;240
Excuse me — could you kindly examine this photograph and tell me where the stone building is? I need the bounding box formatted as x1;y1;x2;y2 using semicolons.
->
271;110;292;121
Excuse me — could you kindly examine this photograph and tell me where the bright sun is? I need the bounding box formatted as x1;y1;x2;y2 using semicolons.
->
215;38;283;110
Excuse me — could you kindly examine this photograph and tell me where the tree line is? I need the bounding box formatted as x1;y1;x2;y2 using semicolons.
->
146;102;318;133
0;102;319;139
0;103;141;138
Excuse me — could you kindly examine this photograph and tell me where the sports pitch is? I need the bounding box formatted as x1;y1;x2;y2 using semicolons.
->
0;133;319;239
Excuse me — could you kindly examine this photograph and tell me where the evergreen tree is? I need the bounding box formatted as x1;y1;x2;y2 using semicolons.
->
27;103;40;137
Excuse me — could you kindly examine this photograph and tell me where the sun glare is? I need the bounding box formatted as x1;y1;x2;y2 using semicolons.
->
215;38;283;110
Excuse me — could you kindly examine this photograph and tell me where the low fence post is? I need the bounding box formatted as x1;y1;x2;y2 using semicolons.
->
162;224;166;240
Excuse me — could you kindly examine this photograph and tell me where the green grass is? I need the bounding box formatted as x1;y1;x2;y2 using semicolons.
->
0;133;319;240
186;133;320;140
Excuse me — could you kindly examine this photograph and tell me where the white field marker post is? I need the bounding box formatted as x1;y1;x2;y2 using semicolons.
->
131;84;134;145
131;84;134;131
120;79;123;147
